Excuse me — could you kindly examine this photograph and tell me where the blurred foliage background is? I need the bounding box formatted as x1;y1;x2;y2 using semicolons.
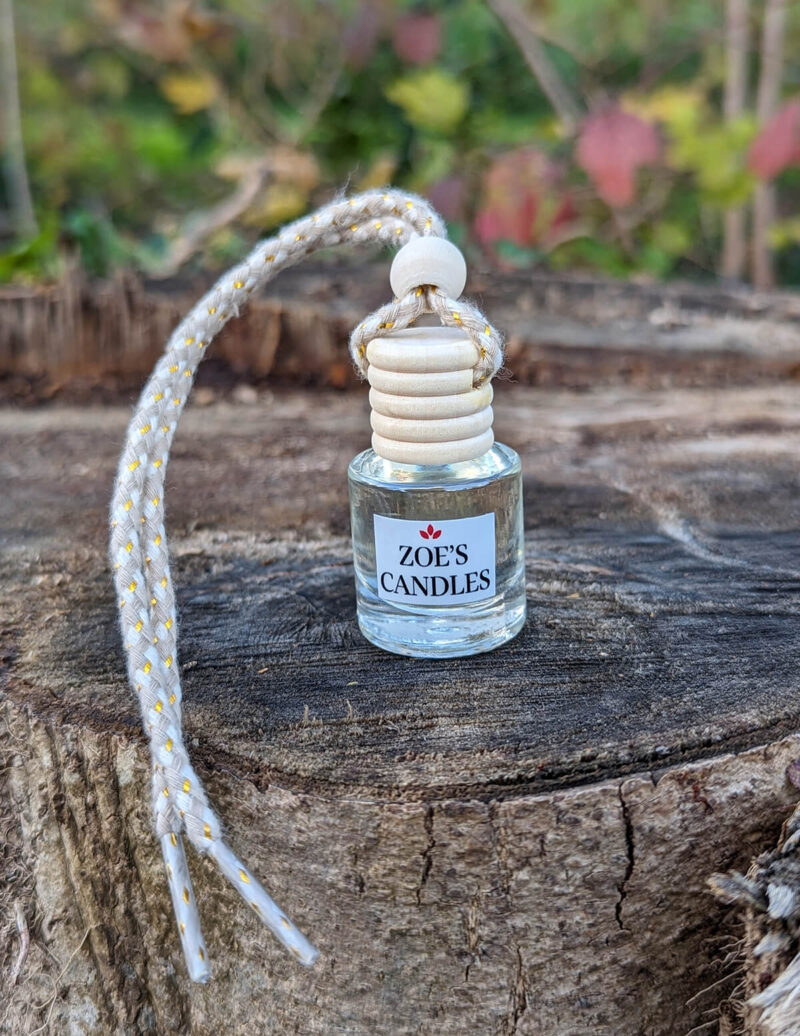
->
2;0;800;287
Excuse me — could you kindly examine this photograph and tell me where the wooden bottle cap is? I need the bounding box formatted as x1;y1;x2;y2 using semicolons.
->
370;407;494;444
367;367;475;398
369;383;493;420
372;429;494;466
366;329;478;373
366;327;494;465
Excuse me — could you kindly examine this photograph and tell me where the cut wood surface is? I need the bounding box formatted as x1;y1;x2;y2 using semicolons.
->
2;376;800;1035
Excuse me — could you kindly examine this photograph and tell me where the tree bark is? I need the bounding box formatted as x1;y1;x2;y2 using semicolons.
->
4;264;800;399
2;375;800;1034
712;795;800;1035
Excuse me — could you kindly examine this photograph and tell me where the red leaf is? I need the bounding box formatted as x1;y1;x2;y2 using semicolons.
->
473;148;576;251
427;524;435;534
419;529;430;539
576;106;661;208
749;100;800;180
432;529;442;539
428;176;466;221
392;14;441;65
113;10;192;62
344;2;381;70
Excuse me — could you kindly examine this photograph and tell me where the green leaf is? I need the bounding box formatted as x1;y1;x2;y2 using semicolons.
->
494;240;544;267
64;209;128;277
86;54;131;100
386;68;468;134
768;217;800;249
128;117;190;174
0;214;61;284
159;71;220;115
667;114;758;206
650;220;691;256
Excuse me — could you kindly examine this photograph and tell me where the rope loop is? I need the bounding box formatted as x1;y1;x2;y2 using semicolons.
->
109;188;504;983
349;285;504;386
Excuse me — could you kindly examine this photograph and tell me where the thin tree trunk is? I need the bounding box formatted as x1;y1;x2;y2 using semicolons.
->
752;0;786;289
487;0;582;134
721;0;750;279
0;0;36;238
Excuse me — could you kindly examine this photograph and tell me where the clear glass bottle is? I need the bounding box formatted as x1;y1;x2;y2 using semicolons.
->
348;444;526;658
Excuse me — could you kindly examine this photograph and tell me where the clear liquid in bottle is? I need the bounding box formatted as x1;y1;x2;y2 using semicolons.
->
348;443;525;658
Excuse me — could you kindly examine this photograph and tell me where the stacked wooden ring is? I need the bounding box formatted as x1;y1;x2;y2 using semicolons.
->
367;326;494;465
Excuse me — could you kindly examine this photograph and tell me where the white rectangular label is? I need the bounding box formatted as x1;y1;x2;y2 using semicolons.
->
374;513;496;606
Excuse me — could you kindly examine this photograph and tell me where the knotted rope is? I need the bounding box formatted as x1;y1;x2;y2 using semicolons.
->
350;284;503;386
109;188;504;982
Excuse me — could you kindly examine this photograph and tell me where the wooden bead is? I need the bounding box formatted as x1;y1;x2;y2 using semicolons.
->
369;383;493;420
371;429;494;466
389;237;467;300
367;328;477;373
370;407;494;444
367;367;474;397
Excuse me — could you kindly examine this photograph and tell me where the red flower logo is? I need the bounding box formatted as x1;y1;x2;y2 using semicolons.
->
419;523;441;540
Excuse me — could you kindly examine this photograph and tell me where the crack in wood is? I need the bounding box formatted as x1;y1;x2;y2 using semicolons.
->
45;722;117;1027
463;891;481;984
503;945;528;1035
616;783;636;932
416;805;435;907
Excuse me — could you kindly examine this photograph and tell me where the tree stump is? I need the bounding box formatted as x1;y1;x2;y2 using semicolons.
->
2;284;800;1034
4;263;800;394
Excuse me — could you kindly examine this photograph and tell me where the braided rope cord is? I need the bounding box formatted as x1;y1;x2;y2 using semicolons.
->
110;188;503;983
350;285;504;386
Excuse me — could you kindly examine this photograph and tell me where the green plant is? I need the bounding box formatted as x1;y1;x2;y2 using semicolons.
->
3;0;800;286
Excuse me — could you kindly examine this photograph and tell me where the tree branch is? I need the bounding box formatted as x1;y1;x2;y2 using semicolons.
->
487;0;582;134
752;0;786;289
153;149;318;277
721;0;749;279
